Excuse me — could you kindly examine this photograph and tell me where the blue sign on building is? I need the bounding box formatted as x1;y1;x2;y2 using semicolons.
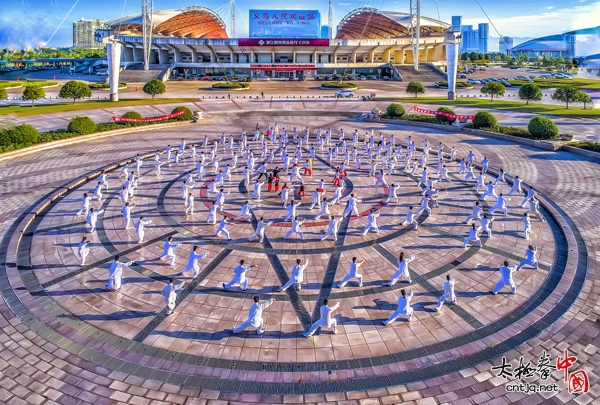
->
249;10;321;38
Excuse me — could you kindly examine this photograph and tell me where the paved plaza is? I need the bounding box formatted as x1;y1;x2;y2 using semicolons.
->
0;110;599;405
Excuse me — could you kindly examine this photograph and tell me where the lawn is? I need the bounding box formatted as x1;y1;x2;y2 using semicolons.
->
376;96;600;118
506;78;600;90
0;98;198;117
0;81;59;89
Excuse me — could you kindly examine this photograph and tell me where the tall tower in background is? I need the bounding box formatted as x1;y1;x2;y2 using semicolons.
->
328;0;333;39
478;23;489;53
73;18;108;49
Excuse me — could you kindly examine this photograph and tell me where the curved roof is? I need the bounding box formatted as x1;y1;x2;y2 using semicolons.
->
109;7;228;39
512;26;600;52
336;8;450;40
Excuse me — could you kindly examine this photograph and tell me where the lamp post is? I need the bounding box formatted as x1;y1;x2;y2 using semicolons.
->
377;68;381;80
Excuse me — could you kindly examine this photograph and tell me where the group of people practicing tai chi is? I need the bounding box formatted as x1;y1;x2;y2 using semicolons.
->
72;123;543;335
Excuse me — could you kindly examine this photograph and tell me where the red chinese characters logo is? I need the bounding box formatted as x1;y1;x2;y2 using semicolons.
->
557;350;589;394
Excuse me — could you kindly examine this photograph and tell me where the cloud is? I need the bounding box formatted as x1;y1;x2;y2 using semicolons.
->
339;2;350;5
546;6;554;9
461;1;600;38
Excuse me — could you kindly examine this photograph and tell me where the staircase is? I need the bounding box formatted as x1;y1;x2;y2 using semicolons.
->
118;64;171;83
393;64;446;82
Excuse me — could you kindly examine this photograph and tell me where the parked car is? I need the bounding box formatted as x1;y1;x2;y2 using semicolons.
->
466;79;481;84
457;73;467;79
499;80;512;87
263;77;270;81
334;89;355;97
359;76;366;80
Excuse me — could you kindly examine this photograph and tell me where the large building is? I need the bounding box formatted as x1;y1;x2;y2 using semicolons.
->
454;17;489;54
73;18;108;49
499;36;514;55
100;7;453;79
511;26;600;58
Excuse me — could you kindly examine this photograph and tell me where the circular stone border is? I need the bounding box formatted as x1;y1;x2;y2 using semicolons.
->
0;137;588;395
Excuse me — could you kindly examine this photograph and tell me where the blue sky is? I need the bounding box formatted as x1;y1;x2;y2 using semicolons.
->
1;0;599;49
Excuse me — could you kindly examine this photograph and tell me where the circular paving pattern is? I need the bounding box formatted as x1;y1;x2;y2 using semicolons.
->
0;115;589;400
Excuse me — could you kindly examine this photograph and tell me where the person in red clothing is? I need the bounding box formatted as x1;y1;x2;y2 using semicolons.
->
333;169;341;187
274;176;280;192
267;174;273;192
303;160;312;176
297;183;306;197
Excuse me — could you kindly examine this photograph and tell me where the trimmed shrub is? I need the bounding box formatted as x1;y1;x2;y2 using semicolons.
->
481;126;530;138
435;81;473;89
528;116;560;140
142;79;166;99
211;82;250;89
171;106;193;121
436;107;456;124
473;111;498;129
568;140;600;152
68;116;97;135
122;111;142;119
400;114;438;124
88;83;127;89
386;103;405;118
320;82;357;89
0;124;40;149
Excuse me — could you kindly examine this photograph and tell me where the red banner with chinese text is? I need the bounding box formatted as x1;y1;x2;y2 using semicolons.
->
111;109;186;123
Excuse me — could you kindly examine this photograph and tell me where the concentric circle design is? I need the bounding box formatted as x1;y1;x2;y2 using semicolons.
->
1;121;587;395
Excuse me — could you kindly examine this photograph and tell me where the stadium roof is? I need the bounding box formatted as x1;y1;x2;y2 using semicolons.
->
336;8;450;40
108;7;228;39
512;26;600;52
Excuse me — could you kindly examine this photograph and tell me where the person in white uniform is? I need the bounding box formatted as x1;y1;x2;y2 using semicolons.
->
481;181;499;201
434;274;457;312
382;289;414;324
488;193;510;216
135;216;152;243
162;278;186;315
223;260;258;291
184;192;195;216
78;236;90;266
235;201;256;220
215;215;234;240
86;208;104;233
522;212;532;239
338;257;365;288
320;215;342;241
249;217;272;242
250;180;265;201
233;296;276;335
76;193;92;216
284;200;301;222
491;260;517;295
402;206;418;230
517;245;539;271
385;183;399;203
181;246;208;278
480;214;494;238
106;255;133;292
314;198;334;220
159;236;180;265
465;202;483;224
284;216;305;240
361;209;380;235
303;299;340;337
121;202;135;229
206;202;218;225
343;194;361;217
385;252;416;286
462;223;482;248
279;259;309;292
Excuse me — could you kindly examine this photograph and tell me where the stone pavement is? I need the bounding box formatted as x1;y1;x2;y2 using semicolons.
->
0;112;599;405
7;96;600;141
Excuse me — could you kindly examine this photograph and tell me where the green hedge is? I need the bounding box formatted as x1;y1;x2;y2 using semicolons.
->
479;126;531;138
211;82;250;89
122;111;142;119
67;116;97;135
400;114;438;123
0;81;58;89
88;83;127;89
435;81;474;89
320;82;357;89
0;124;40;152
568;140;600;152
386;103;405;118
171;106;193;121
528;116;560;139
473;111;498;129
436;107;456;124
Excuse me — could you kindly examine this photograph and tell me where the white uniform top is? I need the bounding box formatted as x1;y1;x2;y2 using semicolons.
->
396;291;413;314
217;218;229;231
162;241;179;256
216;192;229;205
367;212;379;226
318;302;340;327
525;247;537;261
122;205;134;219
253;182;264;193
481;217;493;231
405;209;416;222
348;261;363;277
186;251;208;269
86;210;104;225
471;205;482;218
499;265;515;282
136;219;151;234
485;183;497;194
240;204;254;216
468;226;481;238
233;264;252;280
397;255;415;273
161;282;184;306
496;196;508;207
291;260;309;282
327;218;341;233
523;216;531;229
348;197;359;208
320;201;332;215
109;260;133;282
290;219;304;232
246;298;275;327
81;197;91;209
78;240;89;256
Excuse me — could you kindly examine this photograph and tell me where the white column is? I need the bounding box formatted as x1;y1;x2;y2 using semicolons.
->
445;32;460;100
107;42;122;102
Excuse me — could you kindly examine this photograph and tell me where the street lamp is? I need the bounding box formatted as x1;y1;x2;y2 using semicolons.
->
377;68;381;80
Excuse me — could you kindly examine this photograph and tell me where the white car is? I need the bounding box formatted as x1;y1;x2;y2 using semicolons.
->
466;79;481;84
334;89;355;98
263;77;270;81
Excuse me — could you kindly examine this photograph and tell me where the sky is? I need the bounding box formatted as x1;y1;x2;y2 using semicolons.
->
1;0;599;49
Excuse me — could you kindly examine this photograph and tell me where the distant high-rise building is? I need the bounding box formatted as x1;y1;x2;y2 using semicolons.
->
499;36;514;54
451;16;462;33
73;18;108;49
321;25;330;39
453;17;489;54
478;23;489;54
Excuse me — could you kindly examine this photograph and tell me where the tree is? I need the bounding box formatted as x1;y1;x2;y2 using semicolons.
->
481;81;506;101
22;85;45;107
59;80;92;104
469;52;479;62
143;79;166;99
460;53;469;61
518;83;542;105
576;91;593;109
0;88;7;101
406;81;425;98
551;85;579;109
